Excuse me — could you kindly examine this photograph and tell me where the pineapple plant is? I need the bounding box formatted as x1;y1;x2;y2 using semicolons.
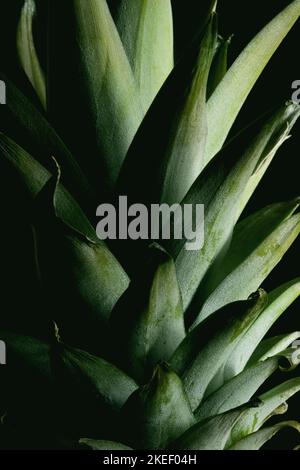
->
0;0;300;450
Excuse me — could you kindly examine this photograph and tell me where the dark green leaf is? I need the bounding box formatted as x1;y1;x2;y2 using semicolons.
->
109;245;185;382
79;439;132;450
119;364;195;449
0;75;92;205
16;0;46;108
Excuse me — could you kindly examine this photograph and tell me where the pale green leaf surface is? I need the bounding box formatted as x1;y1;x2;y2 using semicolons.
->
115;0;174;110
171;291;267;410
175;105;299;314
72;0;143;186
118;15;217;205
171;409;243;450
221;278;300;382
195;206;300;325
249;331;300;365
195;357;278;422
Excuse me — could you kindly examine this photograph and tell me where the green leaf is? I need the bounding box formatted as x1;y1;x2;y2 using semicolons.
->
0;75;92;205
170;409;243;450
195;357;278;422
48;0;143;191
207;35;231;98
114;0;174;111
109;245;185;383
53;343;138;438
31;176;129;351
118;14;217;205
79;439;132;450
218;278;300;382
173;103;300;315
195;203;300;326
170;291;267;410
228;421;300;450
171;0;217;62
57;344;137;412
205;0;300;164
228;378;300;446
16;0;46;108
120;364;195;450
249;331;300;365
0;133;95;240
0;333;55;427
0;332;52;380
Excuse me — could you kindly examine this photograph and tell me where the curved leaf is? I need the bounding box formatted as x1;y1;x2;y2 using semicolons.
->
228;378;300;446
17;0;46;108
249;331;300;365
0;133;95;240
0;75;92;204
31;174;129;352
228;421;300;450
205;0;300;164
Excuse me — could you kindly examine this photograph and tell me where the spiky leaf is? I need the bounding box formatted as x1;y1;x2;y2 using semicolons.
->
205;0;300;164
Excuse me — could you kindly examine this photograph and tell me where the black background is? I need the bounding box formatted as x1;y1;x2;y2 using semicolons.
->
0;0;299;452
